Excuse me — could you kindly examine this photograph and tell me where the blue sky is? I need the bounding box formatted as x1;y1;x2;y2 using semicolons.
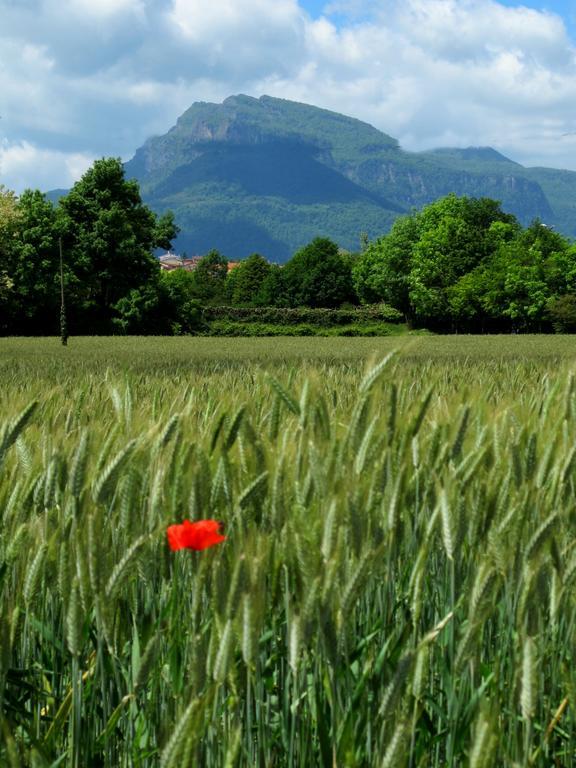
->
1;0;576;191
301;0;576;35
494;1;575;37
499;1;574;26
301;0;574;16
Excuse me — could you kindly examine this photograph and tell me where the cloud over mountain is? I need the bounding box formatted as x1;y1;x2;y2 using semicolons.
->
1;0;575;192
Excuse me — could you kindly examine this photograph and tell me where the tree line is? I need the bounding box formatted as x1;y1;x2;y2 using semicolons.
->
353;194;576;332
0;158;176;335
1;157;576;335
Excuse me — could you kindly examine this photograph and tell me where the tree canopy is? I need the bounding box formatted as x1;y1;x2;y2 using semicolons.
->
353;194;574;331
282;237;355;308
4;189;62;334
189;249;228;304
227;253;271;306
0;186;21;325
2;178;576;335
59;158;178;331
0;159;178;335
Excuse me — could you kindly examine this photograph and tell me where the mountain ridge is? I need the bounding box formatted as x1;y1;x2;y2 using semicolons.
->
84;95;576;260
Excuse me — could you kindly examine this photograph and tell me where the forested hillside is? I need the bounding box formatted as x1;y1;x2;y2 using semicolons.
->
123;94;576;260
5;157;576;337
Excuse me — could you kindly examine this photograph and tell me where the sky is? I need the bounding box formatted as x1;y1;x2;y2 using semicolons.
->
1;0;576;192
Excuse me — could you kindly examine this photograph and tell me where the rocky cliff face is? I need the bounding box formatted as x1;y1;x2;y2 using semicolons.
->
341;158;553;221
123;94;573;260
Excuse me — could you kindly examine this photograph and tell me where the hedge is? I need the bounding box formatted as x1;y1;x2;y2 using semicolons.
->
202;304;403;326
204;321;404;337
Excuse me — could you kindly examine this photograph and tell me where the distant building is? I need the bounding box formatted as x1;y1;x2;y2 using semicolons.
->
182;257;202;271
158;252;183;270
158;252;242;273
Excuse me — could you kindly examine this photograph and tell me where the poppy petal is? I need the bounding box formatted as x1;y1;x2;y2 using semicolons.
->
167;523;187;551
167;519;226;551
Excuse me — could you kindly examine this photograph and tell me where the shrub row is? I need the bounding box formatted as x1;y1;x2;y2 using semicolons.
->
204;321;404;337
202;304;403;326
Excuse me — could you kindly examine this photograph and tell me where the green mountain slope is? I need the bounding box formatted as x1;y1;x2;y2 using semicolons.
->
122;94;574;260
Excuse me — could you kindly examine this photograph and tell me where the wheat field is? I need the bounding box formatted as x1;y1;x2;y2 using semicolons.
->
2;336;576;767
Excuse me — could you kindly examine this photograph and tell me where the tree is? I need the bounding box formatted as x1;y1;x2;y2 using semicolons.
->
160;269;204;333
353;215;417;312
112;284;165;335
228;253;271;306
448;221;575;332
256;264;288;307
547;294;576;333
0;185;20;256
3;190;63;334
407;196;517;327
0;186;21;329
352;194;519;328
477;230;570;331
112;269;205;336
191;249;228;304
58;158;178;332
282;237;355;308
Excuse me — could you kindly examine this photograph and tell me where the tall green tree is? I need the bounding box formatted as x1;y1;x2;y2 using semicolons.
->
0;186;20;330
449;220;574;331
160;269;203;333
5;190;63;334
227;253;271;306
353;215;418;314
282;237;355;308
406;196;518;326
59;158;177;332
353;194;519;328
191;249;228;304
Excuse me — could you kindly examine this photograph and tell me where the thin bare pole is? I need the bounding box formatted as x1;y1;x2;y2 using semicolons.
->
59;237;68;346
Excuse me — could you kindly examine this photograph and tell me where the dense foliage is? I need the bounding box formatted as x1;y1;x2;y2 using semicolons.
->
353;194;576;332
0;186;22;321
2;337;576;765
203;305;403;325
59;159;177;333
1;160;179;335
2;161;576;335
225;253;272;306
1;171;363;334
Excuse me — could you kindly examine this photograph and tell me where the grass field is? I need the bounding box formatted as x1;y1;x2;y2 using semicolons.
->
2;336;576;767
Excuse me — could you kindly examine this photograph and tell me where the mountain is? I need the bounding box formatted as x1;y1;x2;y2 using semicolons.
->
120;94;574;261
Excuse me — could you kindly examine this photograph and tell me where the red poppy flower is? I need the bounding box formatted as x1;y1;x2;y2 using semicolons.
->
166;519;226;552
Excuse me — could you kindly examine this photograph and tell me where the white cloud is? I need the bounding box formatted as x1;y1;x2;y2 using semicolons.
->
168;0;303;39
392;0;572;67
162;0;307;79
0;38;72;135
0;140;94;192
255;0;576;170
1;0;576;193
66;0;145;17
